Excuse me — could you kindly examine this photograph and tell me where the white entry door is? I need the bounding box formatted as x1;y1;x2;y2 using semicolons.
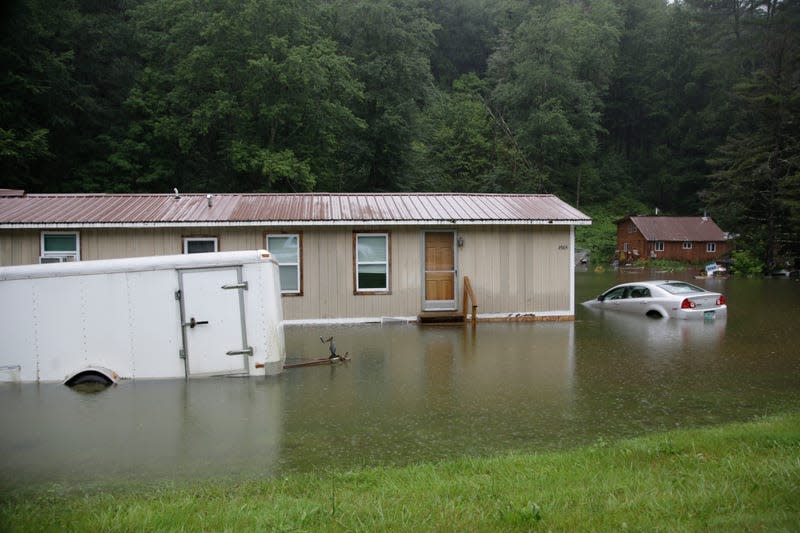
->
179;267;250;376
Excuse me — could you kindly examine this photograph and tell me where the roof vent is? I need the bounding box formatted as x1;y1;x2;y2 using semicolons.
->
207;194;213;207
173;188;180;200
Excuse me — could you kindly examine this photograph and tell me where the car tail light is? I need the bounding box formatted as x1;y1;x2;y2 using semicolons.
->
716;294;726;306
680;298;696;309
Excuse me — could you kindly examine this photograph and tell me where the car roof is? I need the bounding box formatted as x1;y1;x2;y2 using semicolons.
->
611;280;673;287
607;280;712;292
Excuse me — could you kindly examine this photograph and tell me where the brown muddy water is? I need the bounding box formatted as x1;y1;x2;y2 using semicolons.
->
1;271;798;491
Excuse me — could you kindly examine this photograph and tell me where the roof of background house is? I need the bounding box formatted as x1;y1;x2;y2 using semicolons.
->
0;192;590;228
619;216;727;241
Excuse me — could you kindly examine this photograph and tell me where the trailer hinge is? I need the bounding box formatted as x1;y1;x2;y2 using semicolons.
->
226;347;254;357
179;348;185;359
221;281;248;290
174;290;182;301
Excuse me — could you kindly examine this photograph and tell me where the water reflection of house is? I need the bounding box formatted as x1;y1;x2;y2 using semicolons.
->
615;215;732;264
0;190;590;323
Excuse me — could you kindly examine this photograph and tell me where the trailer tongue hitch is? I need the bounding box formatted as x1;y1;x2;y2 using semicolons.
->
184;317;209;328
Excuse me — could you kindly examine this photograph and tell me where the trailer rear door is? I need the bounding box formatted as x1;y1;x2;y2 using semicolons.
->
179;267;250;376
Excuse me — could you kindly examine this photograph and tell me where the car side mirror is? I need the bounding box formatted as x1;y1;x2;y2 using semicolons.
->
597;294;605;302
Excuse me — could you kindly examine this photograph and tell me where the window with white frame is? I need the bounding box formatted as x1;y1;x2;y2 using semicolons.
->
706;242;716;253
355;233;389;293
40;232;80;262
183;237;218;254
654;241;665;252
682;241;692;250
267;233;301;294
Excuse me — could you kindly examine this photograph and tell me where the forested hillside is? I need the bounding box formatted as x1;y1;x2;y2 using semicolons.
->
1;0;798;266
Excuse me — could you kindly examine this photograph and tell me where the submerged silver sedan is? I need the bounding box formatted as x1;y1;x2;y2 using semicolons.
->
585;280;727;320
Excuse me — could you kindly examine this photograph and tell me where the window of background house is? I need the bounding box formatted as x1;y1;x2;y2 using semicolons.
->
655;241;664;252
682;241;692;250
706;242;716;253
355;233;389;292
183;237;218;254
40;232;80;262
267;234;301;294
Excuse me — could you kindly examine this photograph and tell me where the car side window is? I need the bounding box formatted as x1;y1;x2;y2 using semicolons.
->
629;287;650;298
605;287;627;300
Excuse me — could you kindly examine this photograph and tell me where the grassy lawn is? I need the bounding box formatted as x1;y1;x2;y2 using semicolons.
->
2;412;798;532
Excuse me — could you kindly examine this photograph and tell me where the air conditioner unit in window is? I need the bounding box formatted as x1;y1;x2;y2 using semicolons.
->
39;255;76;264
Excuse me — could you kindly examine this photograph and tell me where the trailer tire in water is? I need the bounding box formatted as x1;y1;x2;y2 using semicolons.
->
65;371;114;387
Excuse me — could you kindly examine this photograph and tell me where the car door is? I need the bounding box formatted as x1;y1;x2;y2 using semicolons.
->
627;286;652;312
600;287;628;311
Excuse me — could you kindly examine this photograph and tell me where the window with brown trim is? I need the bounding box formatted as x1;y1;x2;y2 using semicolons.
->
354;232;390;294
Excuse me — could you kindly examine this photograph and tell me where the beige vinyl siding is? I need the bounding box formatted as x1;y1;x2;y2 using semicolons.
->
91;227;268;259
1;227;248;265
0;229;41;266
1;223;573;320
457;225;571;315
281;227;422;321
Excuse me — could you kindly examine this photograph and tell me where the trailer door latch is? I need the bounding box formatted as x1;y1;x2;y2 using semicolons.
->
183;317;209;328
226;347;254;356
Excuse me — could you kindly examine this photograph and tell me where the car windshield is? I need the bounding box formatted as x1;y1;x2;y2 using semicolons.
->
658;282;706;295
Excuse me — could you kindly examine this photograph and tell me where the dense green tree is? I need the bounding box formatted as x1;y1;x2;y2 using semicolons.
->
488;0;623;198
422;0;496;87
328;0;437;191
705;0;800;268
116;0;364;193
409;73;530;192
1;0;797;266
0;0;133;192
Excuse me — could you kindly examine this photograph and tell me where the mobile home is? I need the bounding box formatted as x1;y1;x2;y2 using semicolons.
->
0;191;591;323
0;250;285;383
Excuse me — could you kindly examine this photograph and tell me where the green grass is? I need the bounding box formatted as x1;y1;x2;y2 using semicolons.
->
2;413;799;532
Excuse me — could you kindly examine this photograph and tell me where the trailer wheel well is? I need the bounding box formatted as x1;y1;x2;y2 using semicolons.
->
64;369;116;387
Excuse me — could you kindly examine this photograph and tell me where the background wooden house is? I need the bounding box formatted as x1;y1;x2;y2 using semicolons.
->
0;190;591;323
615;215;731;264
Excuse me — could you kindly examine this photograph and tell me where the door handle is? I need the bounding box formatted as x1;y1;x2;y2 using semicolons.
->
183;317;209;328
226;347;253;356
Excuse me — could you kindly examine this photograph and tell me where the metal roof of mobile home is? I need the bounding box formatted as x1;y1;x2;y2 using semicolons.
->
622;216;727;241
0;192;590;228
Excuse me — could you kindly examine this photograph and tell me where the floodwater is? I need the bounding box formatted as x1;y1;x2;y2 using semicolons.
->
1;271;799;492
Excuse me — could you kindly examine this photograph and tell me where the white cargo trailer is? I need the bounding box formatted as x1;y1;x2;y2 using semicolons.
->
0;250;285;383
